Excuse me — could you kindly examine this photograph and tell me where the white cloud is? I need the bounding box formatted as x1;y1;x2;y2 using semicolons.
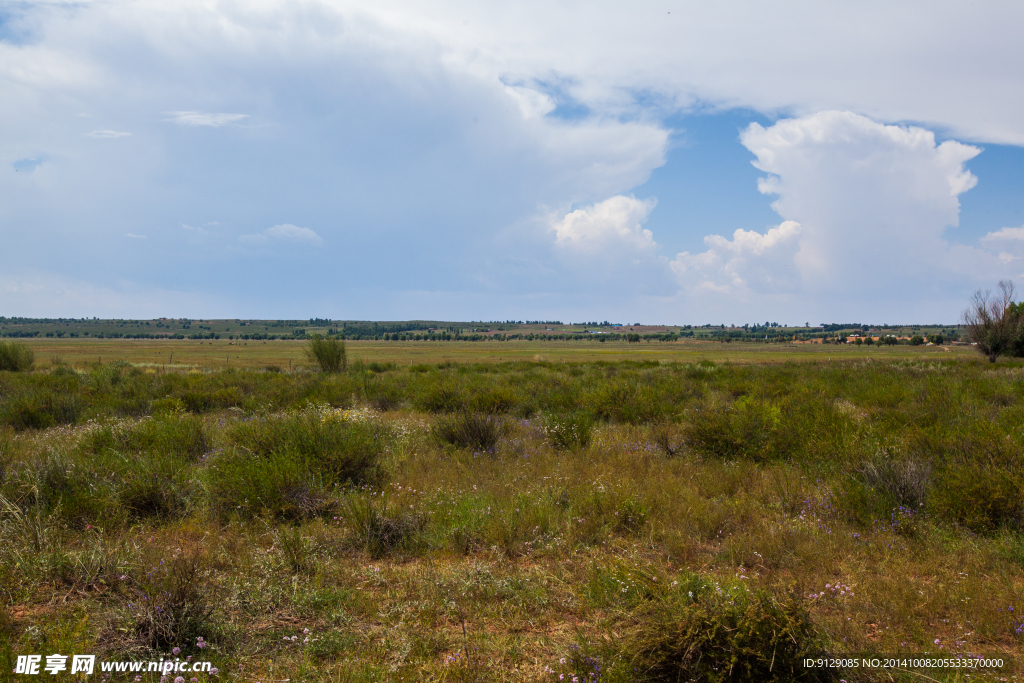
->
164;111;250;127
239;223;323;247
740;111;984;287
553;195;656;254
125;233;146;239
87;129;131;138
980;226;1024;267
671;221;801;294
662;111;1017;320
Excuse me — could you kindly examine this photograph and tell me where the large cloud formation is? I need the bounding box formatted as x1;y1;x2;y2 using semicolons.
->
665;112;1015;321
1;2;1023;320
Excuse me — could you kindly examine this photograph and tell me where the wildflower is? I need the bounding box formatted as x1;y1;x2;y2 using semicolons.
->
175;677;185;683
934;639;941;645
210;669;219;675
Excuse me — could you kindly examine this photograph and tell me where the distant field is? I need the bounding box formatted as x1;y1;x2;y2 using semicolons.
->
18;337;980;370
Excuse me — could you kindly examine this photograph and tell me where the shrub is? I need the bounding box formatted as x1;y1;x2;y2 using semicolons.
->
228;412;386;484
649;421;682;456
683;396;784;461
306;334;346;373
83;415;210;461
207;448;332;520
0;341;33;372
623;577;830;682
932;463;1023;533
341;494;426;558
126;552;216;651
545;412;594;451
857;452;932;509
431;412;504;451
1;389;80;431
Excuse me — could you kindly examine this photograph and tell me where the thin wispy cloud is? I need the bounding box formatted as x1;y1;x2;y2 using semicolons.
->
239;224;323;247
165;111;249;127
86;130;131;138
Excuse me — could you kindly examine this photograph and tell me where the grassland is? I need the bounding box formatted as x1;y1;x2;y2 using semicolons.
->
1;348;1022;682
17;337;976;371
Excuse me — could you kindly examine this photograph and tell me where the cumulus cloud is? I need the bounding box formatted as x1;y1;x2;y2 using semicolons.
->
239;224;323;247
662;111;1016;320
740;111;983;286
671;221;801;294
86;130;131;138
980;226;1024;267
164;111;249;127
553;195;657;254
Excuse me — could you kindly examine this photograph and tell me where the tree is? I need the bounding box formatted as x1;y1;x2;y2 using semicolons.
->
910;335;924;346
962;280;1021;362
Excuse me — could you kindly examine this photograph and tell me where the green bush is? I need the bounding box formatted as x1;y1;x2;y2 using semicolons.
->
82;415;211;461
0;341;34;372
228;412;386;484
341;493;426;558
306;334;346;373
683;396;786;461
431;411;504;451
545;412;594;451
932;462;1023;533
0;388;80;431
207;448;331;520
125;553;216;650
623;577;830;682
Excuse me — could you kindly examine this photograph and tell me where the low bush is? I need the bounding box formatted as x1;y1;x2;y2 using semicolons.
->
306;335;346;373
0;389;80;431
341;493;426;557
125;552;216;651
431;411;504;451
207;448;332;520
545;412;593;451
0;341;34;372
622;577;831;682
228;411;386;484
932;462;1023;532
83;415;211;461
857;451;932;509
683;396;786;461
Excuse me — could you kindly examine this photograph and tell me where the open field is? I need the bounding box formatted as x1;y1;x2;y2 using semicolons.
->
17;337;979;370
1;350;1022;682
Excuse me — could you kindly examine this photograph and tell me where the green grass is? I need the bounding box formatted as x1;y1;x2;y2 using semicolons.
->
0;357;1022;681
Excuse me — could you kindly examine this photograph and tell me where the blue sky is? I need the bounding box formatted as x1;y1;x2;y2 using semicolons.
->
3;1;1024;324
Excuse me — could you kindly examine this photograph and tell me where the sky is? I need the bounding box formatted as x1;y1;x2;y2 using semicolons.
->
3;1;1024;324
